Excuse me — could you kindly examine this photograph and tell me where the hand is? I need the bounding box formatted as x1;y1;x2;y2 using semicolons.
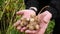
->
37;11;52;34
13;9;36;32
23;11;52;34
14;10;52;34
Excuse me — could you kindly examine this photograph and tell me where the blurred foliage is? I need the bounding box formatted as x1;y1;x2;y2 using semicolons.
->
0;0;25;34
0;0;55;34
45;20;55;34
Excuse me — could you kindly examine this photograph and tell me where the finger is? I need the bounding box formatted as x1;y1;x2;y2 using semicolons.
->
38;11;51;24
25;30;37;34
43;15;50;23
16;10;24;15
43;11;52;23
20;27;27;32
13;20;21;27
37;13;46;22
17;25;21;30
38;12;47;19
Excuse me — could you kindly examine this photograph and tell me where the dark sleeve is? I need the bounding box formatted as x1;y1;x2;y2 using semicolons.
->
45;0;58;19
24;0;40;14
45;6;58;19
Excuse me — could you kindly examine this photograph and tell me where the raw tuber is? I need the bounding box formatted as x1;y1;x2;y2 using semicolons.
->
20;14;40;30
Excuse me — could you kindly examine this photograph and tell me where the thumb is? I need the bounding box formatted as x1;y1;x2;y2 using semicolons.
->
16;10;24;15
43;11;52;23
37;12;47;21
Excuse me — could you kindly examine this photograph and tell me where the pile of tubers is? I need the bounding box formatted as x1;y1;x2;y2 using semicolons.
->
20;14;40;30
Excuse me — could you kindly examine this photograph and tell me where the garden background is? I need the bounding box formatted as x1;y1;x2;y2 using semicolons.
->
0;0;55;34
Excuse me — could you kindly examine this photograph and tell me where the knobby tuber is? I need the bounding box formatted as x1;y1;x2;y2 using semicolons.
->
20;14;40;30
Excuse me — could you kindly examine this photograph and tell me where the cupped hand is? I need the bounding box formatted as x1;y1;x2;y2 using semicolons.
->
14;10;52;34
24;11;52;34
13;9;36;32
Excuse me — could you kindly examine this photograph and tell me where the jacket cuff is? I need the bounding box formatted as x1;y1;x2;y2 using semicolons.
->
29;7;38;12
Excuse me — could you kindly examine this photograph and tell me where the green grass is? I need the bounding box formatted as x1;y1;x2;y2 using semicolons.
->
0;0;55;34
45;20;55;34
